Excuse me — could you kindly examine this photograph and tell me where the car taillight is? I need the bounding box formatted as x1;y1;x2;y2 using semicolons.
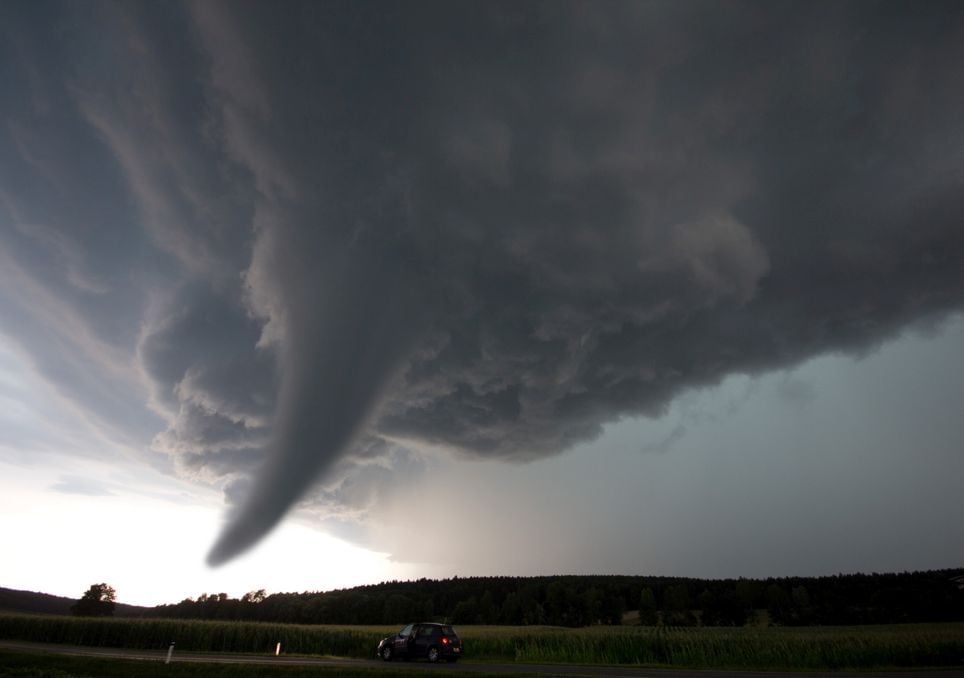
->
441;636;449;644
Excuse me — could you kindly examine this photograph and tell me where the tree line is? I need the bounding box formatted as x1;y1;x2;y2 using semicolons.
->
144;569;963;627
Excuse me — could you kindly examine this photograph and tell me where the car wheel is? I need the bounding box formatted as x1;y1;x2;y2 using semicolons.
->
427;646;440;663
380;645;392;661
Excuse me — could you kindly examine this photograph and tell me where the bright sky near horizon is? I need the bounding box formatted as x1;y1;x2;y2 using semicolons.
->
1;2;963;607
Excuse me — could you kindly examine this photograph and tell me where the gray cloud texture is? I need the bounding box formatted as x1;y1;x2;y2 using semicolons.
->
1;1;963;564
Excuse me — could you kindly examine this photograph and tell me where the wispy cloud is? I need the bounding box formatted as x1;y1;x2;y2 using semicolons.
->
50;475;115;497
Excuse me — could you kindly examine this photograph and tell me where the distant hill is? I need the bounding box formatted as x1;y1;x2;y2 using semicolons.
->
6;568;964;626
0;587;148;617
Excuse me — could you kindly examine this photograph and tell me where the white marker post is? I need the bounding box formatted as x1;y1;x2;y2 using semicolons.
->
275;642;282;656
165;642;175;664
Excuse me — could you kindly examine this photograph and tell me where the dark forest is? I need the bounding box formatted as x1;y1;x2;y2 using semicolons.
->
146;569;963;627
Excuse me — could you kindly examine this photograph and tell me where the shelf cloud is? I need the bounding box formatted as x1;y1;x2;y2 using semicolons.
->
1;1;962;565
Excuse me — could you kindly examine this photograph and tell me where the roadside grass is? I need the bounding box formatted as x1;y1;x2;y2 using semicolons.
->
0;652;524;678
2;614;963;670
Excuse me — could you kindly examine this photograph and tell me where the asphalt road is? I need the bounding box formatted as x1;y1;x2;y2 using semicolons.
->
2;640;963;678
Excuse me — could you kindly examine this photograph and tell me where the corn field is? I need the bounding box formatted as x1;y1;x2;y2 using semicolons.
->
0;614;385;657
463;624;964;668
1;614;962;669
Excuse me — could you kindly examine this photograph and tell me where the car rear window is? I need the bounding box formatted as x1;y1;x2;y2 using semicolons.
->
441;625;456;635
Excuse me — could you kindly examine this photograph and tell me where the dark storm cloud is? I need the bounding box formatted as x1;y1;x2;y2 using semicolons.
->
2;1;963;563
371;0;964;460
138;282;276;458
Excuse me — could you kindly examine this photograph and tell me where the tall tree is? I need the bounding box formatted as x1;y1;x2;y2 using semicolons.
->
71;583;116;617
662;584;696;627
638;588;659;625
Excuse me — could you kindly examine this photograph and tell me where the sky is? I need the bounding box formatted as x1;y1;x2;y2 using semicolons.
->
1;1;963;607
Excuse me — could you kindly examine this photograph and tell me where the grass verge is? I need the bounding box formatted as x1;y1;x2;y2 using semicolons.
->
0;651;524;678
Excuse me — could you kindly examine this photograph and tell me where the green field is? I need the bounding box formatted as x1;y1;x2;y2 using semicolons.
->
457;623;964;668
2;614;963;670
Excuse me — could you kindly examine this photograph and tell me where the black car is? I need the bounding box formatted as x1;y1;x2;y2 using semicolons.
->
376;622;463;663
